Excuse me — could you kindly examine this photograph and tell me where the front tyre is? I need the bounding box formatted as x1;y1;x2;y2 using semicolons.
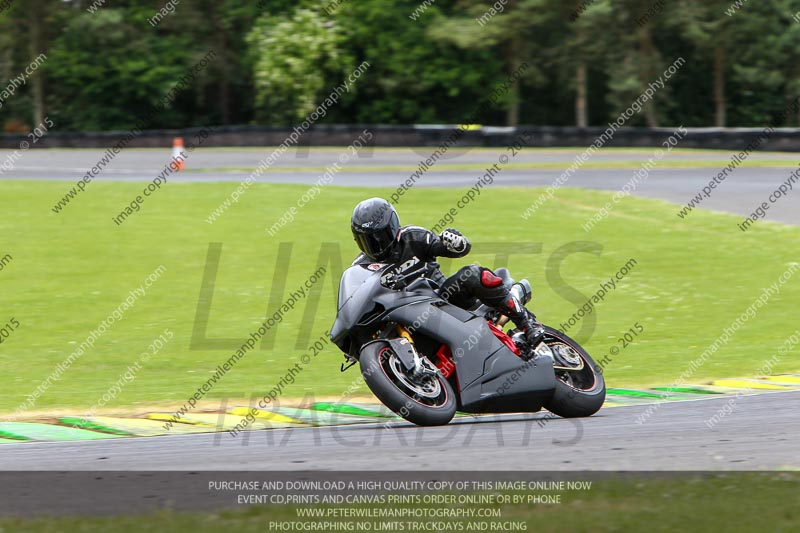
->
541;327;606;418
359;341;456;426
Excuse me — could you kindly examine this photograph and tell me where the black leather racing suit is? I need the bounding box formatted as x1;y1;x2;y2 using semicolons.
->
351;225;516;312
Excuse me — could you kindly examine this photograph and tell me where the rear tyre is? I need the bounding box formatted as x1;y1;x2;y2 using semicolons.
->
541;327;606;418
359;340;456;426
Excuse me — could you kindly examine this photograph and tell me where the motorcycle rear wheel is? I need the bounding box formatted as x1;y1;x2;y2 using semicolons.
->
541;327;606;418
359;340;456;426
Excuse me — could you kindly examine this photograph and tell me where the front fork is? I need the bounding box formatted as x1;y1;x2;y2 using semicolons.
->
341;323;428;373
396;324;437;377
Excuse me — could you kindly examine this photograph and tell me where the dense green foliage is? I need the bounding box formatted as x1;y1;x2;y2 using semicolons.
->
1;0;800;131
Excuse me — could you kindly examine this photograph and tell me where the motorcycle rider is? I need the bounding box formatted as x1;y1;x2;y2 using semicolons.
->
350;197;543;347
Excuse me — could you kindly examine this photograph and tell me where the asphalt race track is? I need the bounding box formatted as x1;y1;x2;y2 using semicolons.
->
2;147;798;472
3;147;800;225
1;391;797;471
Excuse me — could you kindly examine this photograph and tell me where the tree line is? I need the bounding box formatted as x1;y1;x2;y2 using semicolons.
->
1;0;799;132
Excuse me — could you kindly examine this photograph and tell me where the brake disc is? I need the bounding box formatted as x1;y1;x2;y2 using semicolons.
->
388;354;442;399
550;342;585;371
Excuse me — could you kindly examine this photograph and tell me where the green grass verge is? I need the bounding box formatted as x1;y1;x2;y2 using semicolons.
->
0;474;796;532
184;159;800;174
1;180;799;414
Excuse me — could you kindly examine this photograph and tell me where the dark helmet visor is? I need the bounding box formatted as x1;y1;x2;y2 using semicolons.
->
354;223;397;260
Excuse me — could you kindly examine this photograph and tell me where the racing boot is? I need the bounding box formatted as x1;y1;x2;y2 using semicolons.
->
499;293;544;349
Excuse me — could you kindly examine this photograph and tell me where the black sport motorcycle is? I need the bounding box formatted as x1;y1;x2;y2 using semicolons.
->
330;262;605;426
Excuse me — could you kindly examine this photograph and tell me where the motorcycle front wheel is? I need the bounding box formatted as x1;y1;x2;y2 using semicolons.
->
359;340;456;426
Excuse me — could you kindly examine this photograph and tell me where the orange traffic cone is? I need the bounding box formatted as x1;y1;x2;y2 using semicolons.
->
171;137;186;171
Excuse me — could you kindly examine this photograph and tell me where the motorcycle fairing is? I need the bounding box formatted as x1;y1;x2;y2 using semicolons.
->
383;301;555;413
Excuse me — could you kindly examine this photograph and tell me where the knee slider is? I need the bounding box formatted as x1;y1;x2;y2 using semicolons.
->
480;269;504;288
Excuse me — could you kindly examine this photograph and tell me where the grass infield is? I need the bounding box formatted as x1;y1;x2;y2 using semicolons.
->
0;180;798;414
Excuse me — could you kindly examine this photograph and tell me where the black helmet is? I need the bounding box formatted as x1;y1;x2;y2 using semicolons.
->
351;198;400;261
